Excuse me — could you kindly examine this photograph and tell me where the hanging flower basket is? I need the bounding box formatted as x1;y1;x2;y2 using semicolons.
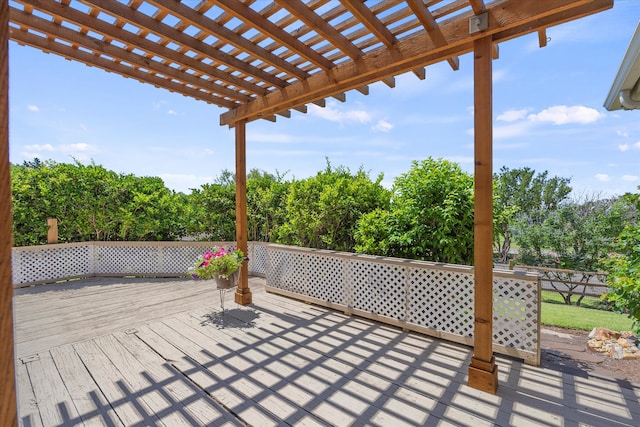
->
188;246;247;282
213;270;240;289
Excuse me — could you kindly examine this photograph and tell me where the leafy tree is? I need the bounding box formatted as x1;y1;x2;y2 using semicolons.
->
246;169;290;242
496;167;572;264
519;195;631;306
117;175;188;241
187;170;236;241
545;195;629;271
277;160;389;252
11;159;187;245
11;160;50;245
606;190;640;332
355;158;474;265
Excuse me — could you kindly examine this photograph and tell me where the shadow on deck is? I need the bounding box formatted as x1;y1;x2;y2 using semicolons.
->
13;277;640;426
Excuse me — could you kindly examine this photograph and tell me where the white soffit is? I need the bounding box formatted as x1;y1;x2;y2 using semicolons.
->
605;21;640;111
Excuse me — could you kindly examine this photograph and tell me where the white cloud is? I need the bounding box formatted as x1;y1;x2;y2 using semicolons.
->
22;142;97;158
527;105;604;125
167;109;178;115
622;175;639;182
493;121;533;139
617;130;629;137
24;144;55;152
62;143;95;152
153;100;168;109
160;173;214;193
619;142;640;151
248;133;295;143
308;103;371;124
27;105;39;112
372;120;393;133
492;69;508;83
595;173;610;182
497;109;529;122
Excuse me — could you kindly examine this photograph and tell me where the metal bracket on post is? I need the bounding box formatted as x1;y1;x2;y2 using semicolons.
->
469;12;488;34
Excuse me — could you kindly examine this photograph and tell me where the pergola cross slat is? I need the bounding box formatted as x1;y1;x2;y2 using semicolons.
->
0;1;614;422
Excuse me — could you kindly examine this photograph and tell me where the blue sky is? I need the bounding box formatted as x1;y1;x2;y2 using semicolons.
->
8;2;640;197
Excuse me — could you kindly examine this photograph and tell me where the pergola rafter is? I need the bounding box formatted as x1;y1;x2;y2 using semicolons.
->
0;1;615;423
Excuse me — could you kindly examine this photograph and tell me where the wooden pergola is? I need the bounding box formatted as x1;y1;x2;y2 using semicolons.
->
0;0;613;424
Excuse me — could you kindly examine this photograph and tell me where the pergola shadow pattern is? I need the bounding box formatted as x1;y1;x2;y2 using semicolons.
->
14;278;640;426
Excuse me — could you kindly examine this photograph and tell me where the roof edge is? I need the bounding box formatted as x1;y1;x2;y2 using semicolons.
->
605;21;640;111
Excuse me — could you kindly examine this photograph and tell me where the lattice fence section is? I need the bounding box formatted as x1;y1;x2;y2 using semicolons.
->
93;244;220;275
408;268;475;337
248;243;268;276
350;260;406;321
493;276;539;354
306;254;347;304
268;248;309;295
12;241;238;285
12;244;92;285
264;245;540;362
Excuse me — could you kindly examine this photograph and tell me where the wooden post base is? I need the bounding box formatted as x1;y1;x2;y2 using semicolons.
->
468;356;498;394
234;288;252;305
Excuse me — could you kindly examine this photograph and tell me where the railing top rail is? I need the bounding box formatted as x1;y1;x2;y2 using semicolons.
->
12;241;238;251
515;264;607;276
267;243;538;281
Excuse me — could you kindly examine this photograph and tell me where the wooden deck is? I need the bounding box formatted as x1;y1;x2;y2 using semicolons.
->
13;277;640;427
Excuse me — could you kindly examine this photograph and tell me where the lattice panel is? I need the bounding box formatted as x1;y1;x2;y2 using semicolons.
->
268;249;308;294
493;277;539;353
158;245;219;275
249;243;268;276
94;245;160;275
93;245;221;275
350;260;406;321
12;245;91;284
306;254;346;305
408;268;475;338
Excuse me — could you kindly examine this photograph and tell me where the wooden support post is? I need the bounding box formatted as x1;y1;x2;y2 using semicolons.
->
0;0;18;424
47;218;58;244
468;35;498;394
234;120;252;305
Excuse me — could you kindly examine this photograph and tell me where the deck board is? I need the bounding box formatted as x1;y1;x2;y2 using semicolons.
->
48;345;120;426
13;276;640;426
15;359;43;427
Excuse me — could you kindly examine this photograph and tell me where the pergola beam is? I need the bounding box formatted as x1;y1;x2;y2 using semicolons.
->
10;27;238;108
274;0;361;60
405;0;460;71
147;0;310;81
221;0;613;126
341;0;398;48
214;0;335;71
14;0;270;96
81;0;288;88
9;8;250;104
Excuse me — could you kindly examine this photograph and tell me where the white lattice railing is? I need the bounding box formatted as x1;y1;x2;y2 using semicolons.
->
11;241;267;286
263;244;541;365
11;241;539;364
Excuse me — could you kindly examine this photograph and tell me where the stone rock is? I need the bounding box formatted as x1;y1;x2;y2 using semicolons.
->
618;337;631;348
589;327;621;340
588;339;603;349
623;350;640;360
611;344;624;359
586;328;640;360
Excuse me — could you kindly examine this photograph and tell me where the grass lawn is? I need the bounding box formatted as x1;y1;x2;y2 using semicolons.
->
541;291;634;331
